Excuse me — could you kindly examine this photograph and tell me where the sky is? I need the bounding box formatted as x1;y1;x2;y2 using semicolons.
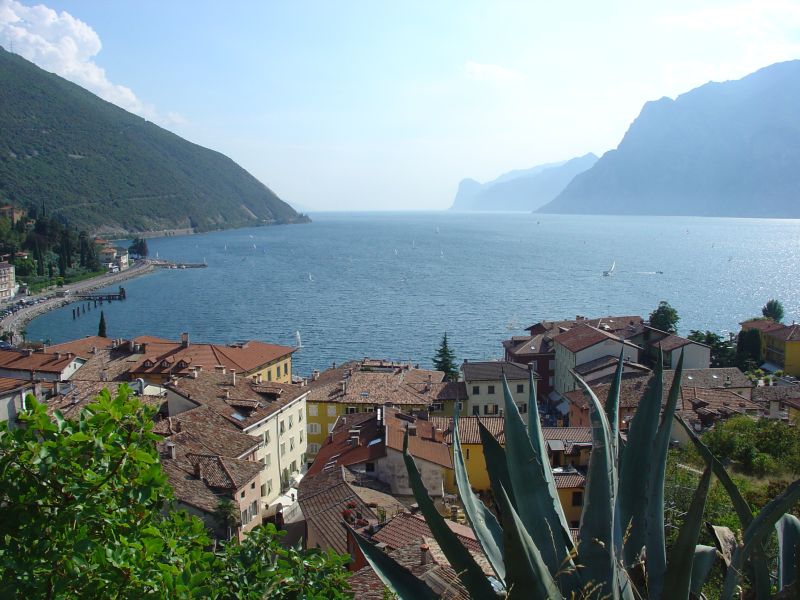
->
1;1;800;211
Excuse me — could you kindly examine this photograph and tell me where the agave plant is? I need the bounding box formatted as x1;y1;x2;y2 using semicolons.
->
352;351;800;599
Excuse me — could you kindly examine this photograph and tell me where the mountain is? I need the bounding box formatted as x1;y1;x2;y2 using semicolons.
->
450;154;597;211
539;60;800;217
0;47;305;234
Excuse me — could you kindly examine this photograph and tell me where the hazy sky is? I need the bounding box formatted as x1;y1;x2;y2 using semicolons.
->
2;1;799;211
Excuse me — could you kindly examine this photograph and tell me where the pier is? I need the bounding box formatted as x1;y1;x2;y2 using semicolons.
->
152;260;207;269
75;287;127;301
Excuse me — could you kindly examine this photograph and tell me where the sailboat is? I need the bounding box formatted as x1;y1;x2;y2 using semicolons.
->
603;261;616;277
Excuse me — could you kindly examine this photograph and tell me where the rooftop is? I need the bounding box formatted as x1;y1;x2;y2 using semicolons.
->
0;348;84;374
740;319;786;334
554;323;640;354
461;360;533;382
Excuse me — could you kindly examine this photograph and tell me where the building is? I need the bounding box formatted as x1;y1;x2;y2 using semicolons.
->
763;325;800;376
461;360;535;424
0;348;86;382
553;469;586;528
127;334;296;385
643;327;711;369
115;248;129;271
0;204;27;224
304;360;451;460
565;368;760;440
502;315;645;399
0;262;16;301
0;378;43;427
553;323;641;394
307;407;453;497
157;425;264;540
165;368;308;507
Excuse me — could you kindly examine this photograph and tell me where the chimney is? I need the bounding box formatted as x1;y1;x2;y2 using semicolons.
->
166;441;176;460
225;389;230;399
215;365;226;374
420;544;430;565
54;352;61;360
24;349;33;357
90;346;97;354
408;424;417;437
181;332;190;348
194;462;203;480
191;367;199;379
231;371;236;386
100;369;108;382
312;369;320;381
341;379;347;394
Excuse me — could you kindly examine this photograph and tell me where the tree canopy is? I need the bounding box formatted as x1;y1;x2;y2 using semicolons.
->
0;388;350;598
98;310;107;338
649;300;680;334
762;299;785;323
129;237;149;258
432;332;459;381
687;330;736;367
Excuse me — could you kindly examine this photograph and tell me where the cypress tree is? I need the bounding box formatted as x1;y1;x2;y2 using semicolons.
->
432;332;459;382
98;311;107;338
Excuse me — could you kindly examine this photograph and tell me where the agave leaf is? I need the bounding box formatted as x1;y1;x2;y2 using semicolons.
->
500;375;574;584
452;410;506;582
776;514;800;591
619;354;664;566
604;349;625;457
495;484;563;600
690;545;718;598
646;349;685;599
723;478;800;599
661;462;712;600
402;429;498;599
478;420;516;511
348;525;438;600
675;416;771;598
573;371;619;599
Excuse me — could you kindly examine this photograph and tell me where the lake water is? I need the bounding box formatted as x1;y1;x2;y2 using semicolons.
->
25;212;800;375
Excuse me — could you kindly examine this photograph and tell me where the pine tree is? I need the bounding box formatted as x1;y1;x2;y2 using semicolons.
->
98;311;107;338
433;332;459;381
762;299;785;323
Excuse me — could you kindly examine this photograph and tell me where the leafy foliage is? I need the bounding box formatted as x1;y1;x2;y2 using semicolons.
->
649;300;680;333
736;328;764;370
0;47;303;233
432;332;459;381
129;237;150;258
688;329;736;367
763;299;785;323
0;388;350;598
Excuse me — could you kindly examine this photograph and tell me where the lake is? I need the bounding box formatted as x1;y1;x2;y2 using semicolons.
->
24;212;800;375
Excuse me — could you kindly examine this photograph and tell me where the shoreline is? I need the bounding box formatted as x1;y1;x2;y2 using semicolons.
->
0;261;157;342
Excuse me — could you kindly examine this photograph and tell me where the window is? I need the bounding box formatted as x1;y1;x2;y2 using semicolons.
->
264;453;271;467
431;402;444;412
472;385;480;395
241;510;248;525
280;443;286;456
572;491;584;507
240;490;245;499
309;404;318;416
299;430;304;442
284;363;288;376
487;385;495;395
472;405;480;416
268;370;273;381
298;409;303;422
465;448;470;460
291;460;297;473
456;402;463;410
267;479;273;494
516;384;524;393
280;421;285;435
549;376;554;386
263;431;271;445
308;423;321;434
531;360;538;370
260;483;267;496
289;437;295;451
346;406;357;414
517;402;528;414
288;416;293;429
308;443;321;454
327;405;336;417
251;482;255;489
549;360;555;370
484;404;499;415
365;462;375;472
328;423;335;433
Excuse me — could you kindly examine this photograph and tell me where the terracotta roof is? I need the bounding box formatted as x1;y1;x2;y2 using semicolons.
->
740;319;786;333
166;371;306;431
155;413;261;459
298;467;377;554
306;413;386;476
371;511;482;555
384;408;452;469
306;369;437;406
46;335;116;357
129;337;295;378
461;361;533;382
752;385;800;405
428;416;505;445
766;325;800;343
0;349;84;374
47;381;165;418
503;332;557;358
553;471;586;489
0;377;34;395
651;334;702;352
679;387;763;421
526;316;645;339
554;324;640;354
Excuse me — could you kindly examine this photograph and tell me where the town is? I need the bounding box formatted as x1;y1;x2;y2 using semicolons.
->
1;302;799;598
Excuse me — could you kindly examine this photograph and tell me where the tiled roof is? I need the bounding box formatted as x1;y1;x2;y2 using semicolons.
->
428;416;505;445
553;471;586;489
461;361;533;382
651;334;702;352
526;316;645;339
766;325;800;343
740;319;786;333
0;377;34;395
554;324;640;354
306;412;386;476
46;381;165;418
306;369;437;406
298;467;377;555
155;413;261;459
166;371;306;430
129;337;295;378
47;335;116;357
680;387;763;421
384;408;452;469
371;511;482;555
0;349;84;374
752;385;800;405
502;332;557;358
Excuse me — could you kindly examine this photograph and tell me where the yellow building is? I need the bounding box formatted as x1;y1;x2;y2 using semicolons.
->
763;325;800;377
303;360;456;460
430;415;590;525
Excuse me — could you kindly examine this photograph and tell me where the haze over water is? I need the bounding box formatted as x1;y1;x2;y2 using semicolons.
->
26;212;800;375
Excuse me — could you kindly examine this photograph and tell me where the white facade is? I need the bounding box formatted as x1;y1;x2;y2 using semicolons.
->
374;447;446;497
555;339;638;394
667;343;710;370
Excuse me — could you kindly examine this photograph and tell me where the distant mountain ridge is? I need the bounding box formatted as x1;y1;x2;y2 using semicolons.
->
451;153;597;211
539;60;800;217
0;46;305;234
